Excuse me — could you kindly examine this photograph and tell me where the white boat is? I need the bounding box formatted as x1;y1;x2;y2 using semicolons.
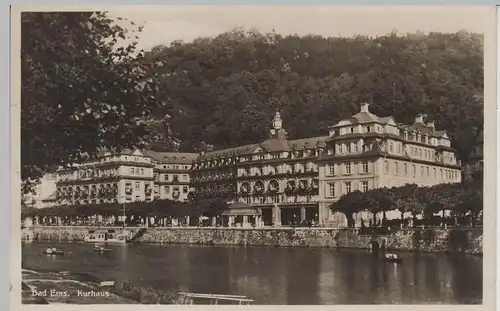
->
84;229;128;244
84;200;130;244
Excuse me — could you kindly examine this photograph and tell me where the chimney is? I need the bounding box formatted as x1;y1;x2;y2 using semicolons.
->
415;114;424;124
360;103;370;113
426;121;435;130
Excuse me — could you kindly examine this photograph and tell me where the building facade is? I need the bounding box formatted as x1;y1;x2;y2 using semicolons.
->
54;149;197;205
317;103;462;226
192;105;462;227
191;112;326;226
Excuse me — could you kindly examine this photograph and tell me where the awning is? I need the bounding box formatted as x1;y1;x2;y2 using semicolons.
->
221;208;262;216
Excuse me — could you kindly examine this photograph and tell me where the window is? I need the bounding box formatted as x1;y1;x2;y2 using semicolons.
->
362;161;369;173
420;166;424;177
272;153;279;159
130;168;135;174
173;175;179;182
346;163;351;175
440;169;443;180
366;126;372;132
154;173;158;180
354;143;358;153
350;127;354;133
347;144;351;153
384;161;389;174
135;182;140;189
389;142;393;152
404;163;408;176
183;186;188;193
328;165;335;176
154;185;159;194
183;174;188;181
163;174;169;181
328;183;335;197
164;186;170;194
412;165;416;177
362;181;369;192
426;167;430;177
140;168;144;175
394;162;399;175
345;182;352;194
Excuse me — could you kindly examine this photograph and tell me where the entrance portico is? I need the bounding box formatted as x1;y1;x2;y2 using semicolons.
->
220;202;264;228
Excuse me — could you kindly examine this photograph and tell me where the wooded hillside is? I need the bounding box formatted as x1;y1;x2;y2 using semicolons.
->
142;29;483;161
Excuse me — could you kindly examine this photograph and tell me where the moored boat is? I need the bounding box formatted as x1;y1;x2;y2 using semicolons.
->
84;229;128;244
42;248;65;256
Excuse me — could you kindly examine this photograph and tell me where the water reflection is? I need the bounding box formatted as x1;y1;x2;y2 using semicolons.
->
22;243;482;305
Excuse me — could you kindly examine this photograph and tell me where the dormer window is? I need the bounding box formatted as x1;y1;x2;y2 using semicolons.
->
366;126;372;133
350;127;354;133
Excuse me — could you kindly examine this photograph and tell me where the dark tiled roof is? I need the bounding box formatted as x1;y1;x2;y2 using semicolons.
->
288;136;328;149
197;136;328;160
198;143;259;160
261;139;290;152
228;202;252;209
352;111;382;123
144;150;198;164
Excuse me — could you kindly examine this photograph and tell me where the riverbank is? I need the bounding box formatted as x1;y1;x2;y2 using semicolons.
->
22;226;483;255
22;269;184;304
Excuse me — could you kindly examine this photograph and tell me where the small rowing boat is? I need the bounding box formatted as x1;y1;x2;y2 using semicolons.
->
384;253;403;263
93;243;112;252
42;248;65;256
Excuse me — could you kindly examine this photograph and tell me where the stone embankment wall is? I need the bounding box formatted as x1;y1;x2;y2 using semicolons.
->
22;226;482;255
22;226;126;242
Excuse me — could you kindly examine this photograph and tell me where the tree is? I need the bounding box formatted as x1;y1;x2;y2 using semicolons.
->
392;184;420;227
330;190;366;227
21;12;160;192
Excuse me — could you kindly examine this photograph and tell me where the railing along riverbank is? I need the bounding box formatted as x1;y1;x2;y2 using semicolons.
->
22;225;482;255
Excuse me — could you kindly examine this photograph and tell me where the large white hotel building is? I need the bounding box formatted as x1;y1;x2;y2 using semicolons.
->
35;103;462;227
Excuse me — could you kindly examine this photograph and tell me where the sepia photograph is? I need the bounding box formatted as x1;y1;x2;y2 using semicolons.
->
13;5;495;306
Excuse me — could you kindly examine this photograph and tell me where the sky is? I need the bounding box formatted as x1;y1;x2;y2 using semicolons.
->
106;5;492;52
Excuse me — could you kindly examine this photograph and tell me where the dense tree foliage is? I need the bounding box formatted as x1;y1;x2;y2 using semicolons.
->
330;181;483;228
21;12;161;191
142;29;483;161
22;198;228;219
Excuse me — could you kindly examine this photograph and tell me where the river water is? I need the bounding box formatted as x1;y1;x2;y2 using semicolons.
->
22;242;482;304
